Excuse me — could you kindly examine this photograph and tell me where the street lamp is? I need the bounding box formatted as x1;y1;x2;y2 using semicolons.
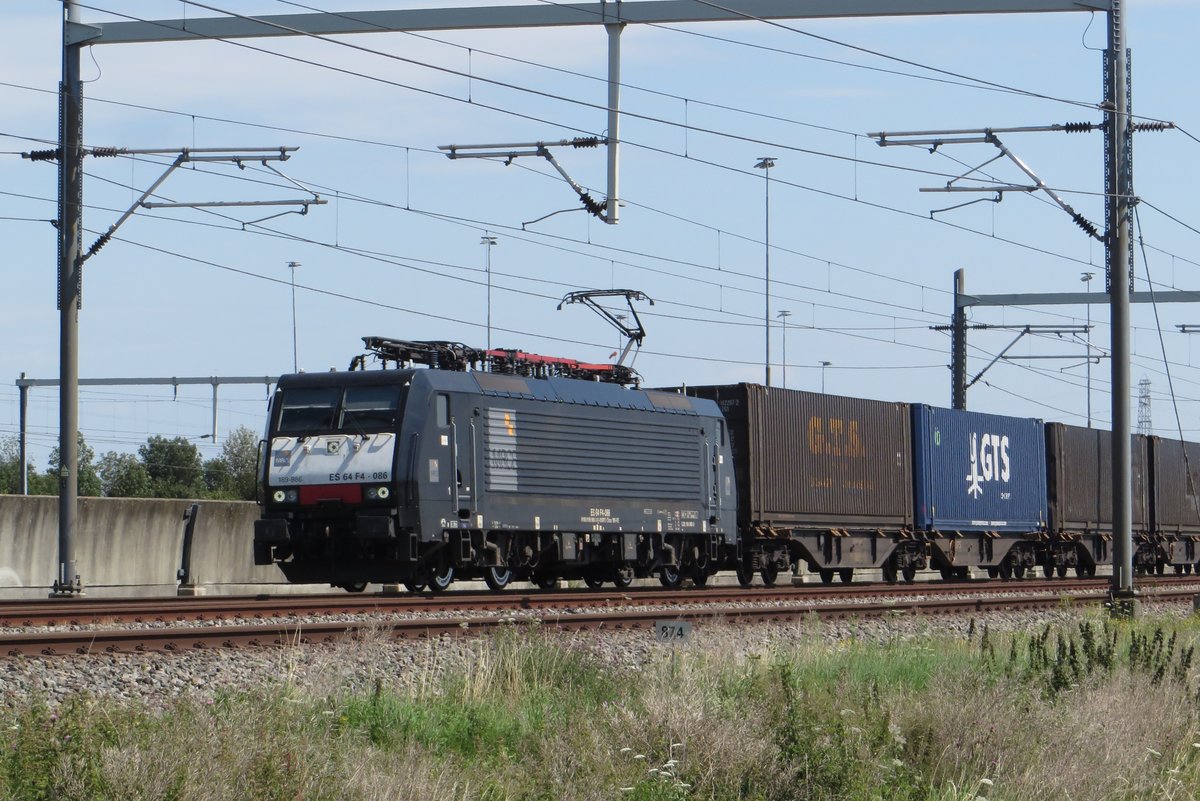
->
819;360;832;393
481;235;498;351
287;261;301;372
777;310;792;389
754;157;777;387
1081;271;1094;428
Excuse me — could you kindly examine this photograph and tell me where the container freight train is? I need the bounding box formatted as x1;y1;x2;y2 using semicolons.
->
253;338;1200;591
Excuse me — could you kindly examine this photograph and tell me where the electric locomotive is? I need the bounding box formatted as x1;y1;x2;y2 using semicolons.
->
254;338;737;591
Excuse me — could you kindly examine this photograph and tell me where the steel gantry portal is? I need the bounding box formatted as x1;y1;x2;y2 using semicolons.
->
52;0;1116;596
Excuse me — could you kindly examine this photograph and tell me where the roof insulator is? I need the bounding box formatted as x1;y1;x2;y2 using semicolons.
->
1132;121;1172;132
570;137;601;149
89;147;121;158
1062;121;1096;134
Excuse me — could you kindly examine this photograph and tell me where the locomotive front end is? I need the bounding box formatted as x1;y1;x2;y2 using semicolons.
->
254;371;413;590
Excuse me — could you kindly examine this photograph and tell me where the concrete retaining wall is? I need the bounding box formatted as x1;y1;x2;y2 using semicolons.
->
0;495;326;598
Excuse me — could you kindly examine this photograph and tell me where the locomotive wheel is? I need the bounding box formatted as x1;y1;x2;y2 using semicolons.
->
759;564;780;588
340;582;368;593
900;564;917;584
839;568;854;584
1156;563;1166;576
818;569;835;585
403;580;427;593
613;565;635;588
583;572;606;589
483;566;512;592
427;566;454;592
532;575;558;589
659;566;683;588
735;560;754;588
692;570;710;588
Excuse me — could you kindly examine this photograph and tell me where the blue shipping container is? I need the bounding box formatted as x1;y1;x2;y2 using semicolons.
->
911;405;1047;532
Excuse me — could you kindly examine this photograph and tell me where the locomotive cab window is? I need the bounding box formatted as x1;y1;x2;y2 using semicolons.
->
436;394;450;427
277;387;339;434
339;386;401;431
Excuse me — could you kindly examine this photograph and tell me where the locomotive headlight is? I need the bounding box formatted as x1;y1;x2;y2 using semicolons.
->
377;486;390;500
272;490;286;503
272;489;299;503
366;487;378;500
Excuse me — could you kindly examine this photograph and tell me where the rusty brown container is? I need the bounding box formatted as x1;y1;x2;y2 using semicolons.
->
1150;436;1200;536
685;384;912;531
1045;423;1150;534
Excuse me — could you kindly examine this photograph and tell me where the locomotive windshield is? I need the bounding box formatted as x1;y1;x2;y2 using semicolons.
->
276;384;404;435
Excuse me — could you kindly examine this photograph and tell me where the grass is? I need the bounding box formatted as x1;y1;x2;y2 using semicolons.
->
4;615;1200;799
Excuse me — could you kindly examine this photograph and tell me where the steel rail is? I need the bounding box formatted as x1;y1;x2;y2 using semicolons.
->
2;577;1198;628
2;584;1196;657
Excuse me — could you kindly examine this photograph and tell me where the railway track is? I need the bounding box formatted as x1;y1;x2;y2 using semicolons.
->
0;576;1195;627
1;577;1197;656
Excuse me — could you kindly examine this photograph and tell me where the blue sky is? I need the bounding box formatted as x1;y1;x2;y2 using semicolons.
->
2;0;1199;469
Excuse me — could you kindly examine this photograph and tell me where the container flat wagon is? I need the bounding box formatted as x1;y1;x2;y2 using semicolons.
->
911;405;1047;580
1045;423;1151;577
685;384;913;584
1150;436;1200;572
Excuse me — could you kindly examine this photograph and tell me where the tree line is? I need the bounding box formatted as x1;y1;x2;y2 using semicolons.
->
0;426;260;501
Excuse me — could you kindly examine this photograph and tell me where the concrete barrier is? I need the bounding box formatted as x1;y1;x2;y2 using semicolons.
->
0;495;331;598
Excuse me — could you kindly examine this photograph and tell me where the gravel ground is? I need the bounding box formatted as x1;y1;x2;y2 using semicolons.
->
0;598;1190;709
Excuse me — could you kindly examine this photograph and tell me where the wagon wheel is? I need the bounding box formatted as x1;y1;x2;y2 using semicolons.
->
759;564;780;588
339;582;368;593
1056;564;1068;578
881;560;898;585
1042;562;1055;579
659;565;684;589
900;564;917;584
986;567;999;579
403;580;427;593
839;568;854;584
1155;562;1166;576
692;570;710;588
483;566;512;592
998;561;1013;580
818;569;835;585
583;572;606;589
531;574;558;590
